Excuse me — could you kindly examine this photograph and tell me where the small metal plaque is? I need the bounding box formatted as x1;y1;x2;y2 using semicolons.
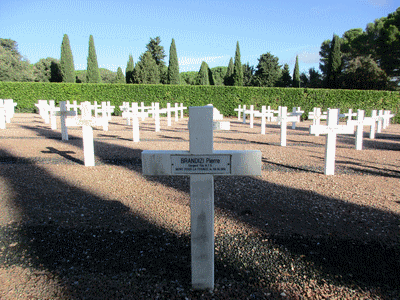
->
171;154;231;175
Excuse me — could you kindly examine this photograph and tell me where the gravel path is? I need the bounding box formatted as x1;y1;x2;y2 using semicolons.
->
0;113;399;299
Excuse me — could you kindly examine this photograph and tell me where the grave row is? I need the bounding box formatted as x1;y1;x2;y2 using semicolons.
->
0;99;18;129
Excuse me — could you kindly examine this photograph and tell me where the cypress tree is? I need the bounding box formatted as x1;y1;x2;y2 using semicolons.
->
60;34;75;83
224;57;234;85
326;34;342;88
167;38;180;84
280;63;292;87
233;41;243;86
86;35;101;83
126;54;134;83
196;61;209;85
293;55;300;87
115;67;125;83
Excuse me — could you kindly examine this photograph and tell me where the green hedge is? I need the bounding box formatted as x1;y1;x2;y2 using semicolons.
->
1;82;399;122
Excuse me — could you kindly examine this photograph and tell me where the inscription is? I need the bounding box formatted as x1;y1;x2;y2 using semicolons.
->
171;155;231;174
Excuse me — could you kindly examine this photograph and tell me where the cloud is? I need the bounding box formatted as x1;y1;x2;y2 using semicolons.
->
298;51;320;64
178;55;228;66
367;0;390;7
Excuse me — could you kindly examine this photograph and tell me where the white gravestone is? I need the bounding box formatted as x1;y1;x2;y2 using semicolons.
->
55;101;76;141
48;100;59;130
66;100;80;116
350;109;378;150
66;101;106;167
382;110;395;129
207;104;230;130
4;99;17;123
142;106;261;290
0;102;6;129
308;108;327;136
174;103;179;122
122;103;148;142
289;107;304;129
343;109;357;126
277;106;299;147
35;100;50;123
242;105;247;124
167;103;173;126
179;103;187;119
309;109;355;175
255;106;275;134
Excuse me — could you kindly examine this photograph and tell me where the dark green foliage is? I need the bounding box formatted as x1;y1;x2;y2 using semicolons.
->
167;39;180;84
300;72;308;87
293;55;300;88
253;53;281;87
134;52;160;84
180;71;197;85
34;58;62;82
242;63;254;87
280;63;291;87
1;82;399;123
308;68;322;88
325;34;342;88
86;35;101;83
196;61;210;85
99;68;116;83
0;39;35;82
210;66;227;86
342;55;388;90
224;58;234;86
60;34;75;83
126;54;134;84
146;36;166;83
115;67;125;84
233;41;243;86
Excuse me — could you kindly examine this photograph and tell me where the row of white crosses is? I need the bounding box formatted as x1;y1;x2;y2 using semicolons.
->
0;99;17;129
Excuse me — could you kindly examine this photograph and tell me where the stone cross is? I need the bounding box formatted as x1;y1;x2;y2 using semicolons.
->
277;106;299;147
54;101;77;141
234;105;244;120
309;109;355;175
48;100;59;130
65;101;106;166
348;109;376;150
152;103;167;132
245;105;258;128
142;106;262;290
343;109;357;125
174;103;179;122
179;103;187;119
289;107;304;129
35;100;50;123
166;103;173;126
255;106;275;134
242;105;247;124
122;103;148;142
66;100;80;116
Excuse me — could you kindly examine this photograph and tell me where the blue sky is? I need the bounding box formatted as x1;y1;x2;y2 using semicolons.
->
0;0;397;74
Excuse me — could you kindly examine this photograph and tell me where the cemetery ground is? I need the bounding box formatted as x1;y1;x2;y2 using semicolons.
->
0;113;399;300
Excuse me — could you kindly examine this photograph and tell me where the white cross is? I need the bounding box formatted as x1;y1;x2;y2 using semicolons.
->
139;102;147;120
65;101;106;166
254;106;275;134
3;99;17;123
54;101;77;140
152;103;167;132
167;103;172;126
309;109;355;175
277;106;299;147
48;100;61;130
342;109;357;126
179;103;187;119
308;108;327;136
289;107;304;129
245;105;259;128
382;110;395;129
234;105;244;120
242;105;247;124
142;106;261;290
120;102;132;125
35;100;50;123
66;100;80;116
122;103;148;142
174;103;179;122
348;109;376;150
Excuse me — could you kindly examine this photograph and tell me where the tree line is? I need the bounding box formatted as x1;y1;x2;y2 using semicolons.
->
0;7;398;90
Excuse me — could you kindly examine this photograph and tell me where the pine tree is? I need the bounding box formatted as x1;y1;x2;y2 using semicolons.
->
196;61;210;85
224;57;234;85
60;34;75;83
145;37;166;83
86;35;101;83
134;51;160;84
167;38;180;84
115;67;125;83
233;41;243;86
293;55;300;87
326;34;342;88
280;63;292;87
125;54;134;83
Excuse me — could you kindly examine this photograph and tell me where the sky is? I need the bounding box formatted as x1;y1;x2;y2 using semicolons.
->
0;0;398;74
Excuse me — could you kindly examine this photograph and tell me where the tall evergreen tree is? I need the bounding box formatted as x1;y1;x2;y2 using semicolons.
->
224;57;234;85
145;37;166;83
134;51;160;84
253;53;282;87
233;41;243;86
60;34;75;83
293;55;300;87
167;38;180;84
126;54;134;83
86;35;101;83
242;63;254;86
115;67;125;83
280;63;292;87
196;61;210;85
325;34;342;88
